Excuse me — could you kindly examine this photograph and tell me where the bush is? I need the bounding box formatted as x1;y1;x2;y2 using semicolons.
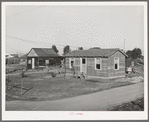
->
50;72;57;78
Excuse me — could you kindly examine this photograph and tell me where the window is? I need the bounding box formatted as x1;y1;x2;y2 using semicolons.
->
95;58;101;70
114;57;119;70
39;60;45;66
28;60;31;64
45;60;49;64
69;58;75;68
82;58;86;64
71;60;74;64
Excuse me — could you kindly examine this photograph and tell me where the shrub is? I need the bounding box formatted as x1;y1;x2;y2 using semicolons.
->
50;72;57;78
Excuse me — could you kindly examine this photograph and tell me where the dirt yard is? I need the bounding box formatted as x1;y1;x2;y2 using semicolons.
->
6;71;136;101
6;63;144;102
6;63;26;74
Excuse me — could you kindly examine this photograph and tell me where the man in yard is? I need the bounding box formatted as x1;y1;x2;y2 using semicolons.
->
71;62;75;77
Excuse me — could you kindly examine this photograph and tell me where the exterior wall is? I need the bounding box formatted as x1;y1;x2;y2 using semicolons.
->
65;58;80;72
27;57;39;69
65;57;108;77
27;56;62;69
107;51;125;77
87;58;108;77
65;58;69;68
74;58;80;73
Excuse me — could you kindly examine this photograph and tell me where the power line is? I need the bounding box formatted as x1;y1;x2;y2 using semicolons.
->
6;45;16;51
6;45;22;53
6;6;44;18
6;35;89;49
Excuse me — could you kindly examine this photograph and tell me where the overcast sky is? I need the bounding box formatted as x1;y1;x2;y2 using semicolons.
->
5;4;144;55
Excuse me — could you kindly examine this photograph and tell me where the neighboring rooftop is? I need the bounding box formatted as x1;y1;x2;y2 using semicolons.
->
27;48;59;57
65;48;128;58
10;53;19;57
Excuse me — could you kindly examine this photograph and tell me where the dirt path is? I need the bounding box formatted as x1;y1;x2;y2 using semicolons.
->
6;82;144;111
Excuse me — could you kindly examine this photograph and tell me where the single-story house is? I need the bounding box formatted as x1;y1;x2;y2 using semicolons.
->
26;48;64;69
65;48;128;78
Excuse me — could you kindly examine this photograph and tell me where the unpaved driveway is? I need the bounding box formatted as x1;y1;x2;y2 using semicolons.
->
6;82;144;111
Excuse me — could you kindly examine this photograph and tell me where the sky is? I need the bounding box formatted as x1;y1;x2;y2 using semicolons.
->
5;4;144;56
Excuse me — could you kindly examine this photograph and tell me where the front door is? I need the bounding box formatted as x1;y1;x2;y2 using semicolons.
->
32;58;35;69
80;58;87;74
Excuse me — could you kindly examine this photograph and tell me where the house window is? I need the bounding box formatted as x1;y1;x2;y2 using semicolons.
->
82;58;86;64
69;58;75;68
114;57;119;70
28;60;31;64
45;60;49;64
95;58;102;70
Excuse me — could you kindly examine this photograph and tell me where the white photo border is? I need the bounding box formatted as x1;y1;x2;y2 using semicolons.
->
2;2;148;120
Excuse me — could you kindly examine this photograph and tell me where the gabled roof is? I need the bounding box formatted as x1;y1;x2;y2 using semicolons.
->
65;48;128;58
27;48;59;57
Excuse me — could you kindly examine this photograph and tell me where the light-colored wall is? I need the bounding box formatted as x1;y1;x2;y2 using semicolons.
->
66;52;126;77
27;49;38;57
107;51;125;77
65;57;108;77
87;58;108;77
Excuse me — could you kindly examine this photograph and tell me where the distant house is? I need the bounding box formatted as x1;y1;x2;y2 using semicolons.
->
65;48;128;78
6;53;20;64
26;48;64;69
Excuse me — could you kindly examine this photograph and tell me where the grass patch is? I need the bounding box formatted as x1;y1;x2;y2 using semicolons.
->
109;97;144;111
6;63;26;74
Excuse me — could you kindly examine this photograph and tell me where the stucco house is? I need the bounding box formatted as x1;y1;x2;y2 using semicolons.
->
65;48;128;78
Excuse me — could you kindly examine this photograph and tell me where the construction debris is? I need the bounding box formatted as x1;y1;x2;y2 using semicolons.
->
76;72;86;80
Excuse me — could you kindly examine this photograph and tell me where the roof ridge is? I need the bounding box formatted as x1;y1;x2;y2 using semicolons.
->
65;48;127;57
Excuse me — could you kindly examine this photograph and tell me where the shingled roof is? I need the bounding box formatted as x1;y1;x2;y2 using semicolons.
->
27;48;59;57
65;48;128;58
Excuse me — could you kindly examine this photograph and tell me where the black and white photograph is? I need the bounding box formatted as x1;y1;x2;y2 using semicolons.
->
2;2;148;120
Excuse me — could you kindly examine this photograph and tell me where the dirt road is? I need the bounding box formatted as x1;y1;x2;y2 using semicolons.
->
6;82;144;111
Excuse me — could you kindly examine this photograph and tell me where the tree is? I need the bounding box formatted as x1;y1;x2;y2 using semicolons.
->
126;50;132;58
132;48;142;59
52;45;59;53
78;47;83;50
63;45;71;78
126;48;142;59
63;45;71;55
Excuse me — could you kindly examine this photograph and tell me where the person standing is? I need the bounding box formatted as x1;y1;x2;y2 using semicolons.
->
71;62;75;76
